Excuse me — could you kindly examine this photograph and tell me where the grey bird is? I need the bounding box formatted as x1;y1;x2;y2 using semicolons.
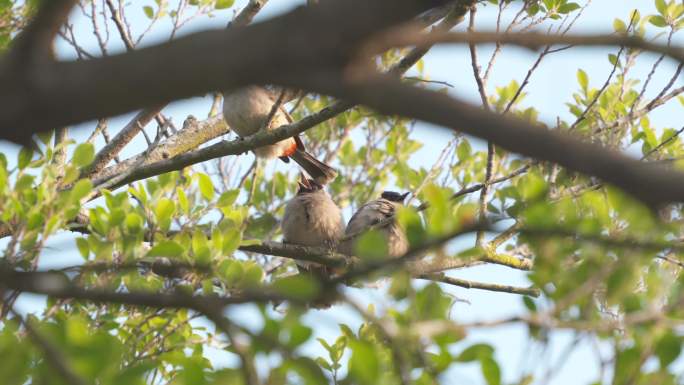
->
339;191;410;258
281;175;345;275
222;86;337;184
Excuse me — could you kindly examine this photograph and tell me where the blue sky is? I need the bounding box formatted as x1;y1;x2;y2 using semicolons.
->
8;0;684;384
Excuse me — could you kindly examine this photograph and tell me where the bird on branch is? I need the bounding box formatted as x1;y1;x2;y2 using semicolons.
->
222;86;337;185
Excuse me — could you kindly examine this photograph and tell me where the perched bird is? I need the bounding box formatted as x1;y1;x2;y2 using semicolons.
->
339;191;410;258
281;175;345;274
222;86;337;184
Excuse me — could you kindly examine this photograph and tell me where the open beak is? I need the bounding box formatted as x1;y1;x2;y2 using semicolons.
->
297;173;312;191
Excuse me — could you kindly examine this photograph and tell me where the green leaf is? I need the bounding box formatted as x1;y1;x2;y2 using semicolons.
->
286;324;313;348
613;18;627;32
527;3;540;16
214;0;234;9
217;190;239;207
17;147;33;169
75;237;89;258
272;275;320;300
125;212;144;232
219;260;243;285
72;143;95;168
71;179;93;202
197;173;214;201
415;283;452;320
143;5;154;18
655;331;682;368
222;228;242;255
147;241;184;258
577;69;589;92
558;2;580;13
614;347;641;385
241;262;263;287
348;340;379;385
649;15;668;27
608;54;620;67
456;140;472;160
522;296;537;312
354;230;389;260
656;0;667;15
177;188;189;214
481;357;501;385
456;343;494;362
192;229;211;264
154;198;175;231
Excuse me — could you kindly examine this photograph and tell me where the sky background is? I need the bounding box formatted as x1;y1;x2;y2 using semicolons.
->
7;0;684;384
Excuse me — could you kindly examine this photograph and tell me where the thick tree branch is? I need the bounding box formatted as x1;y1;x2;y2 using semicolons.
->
303;75;684;208
92;115;228;184
93;2;473;189
89;0;269;178
0;0;447;144
0;269;285;309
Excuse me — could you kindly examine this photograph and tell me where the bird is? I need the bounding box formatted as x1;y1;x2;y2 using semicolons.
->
281;175;345;309
222;86;337;185
339;191;410;258
281;174;345;275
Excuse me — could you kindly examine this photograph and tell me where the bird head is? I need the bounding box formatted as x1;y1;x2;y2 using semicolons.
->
297;174;323;194
381;191;410;203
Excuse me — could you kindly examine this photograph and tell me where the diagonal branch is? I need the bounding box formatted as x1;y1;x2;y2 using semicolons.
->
92;1;473;189
0;0;448;144
88;0;270;178
84;106;163;177
302;74;684;208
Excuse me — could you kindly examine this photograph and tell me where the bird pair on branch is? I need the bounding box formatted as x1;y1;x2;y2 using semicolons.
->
222;85;410;280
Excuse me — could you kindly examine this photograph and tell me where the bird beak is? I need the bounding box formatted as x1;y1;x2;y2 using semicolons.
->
298;173;312;190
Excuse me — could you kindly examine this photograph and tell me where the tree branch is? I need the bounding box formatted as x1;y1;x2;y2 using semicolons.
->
240;241;350;268
85;106;163;177
363;30;684;65
91;115;228;185
0;0;448;144
0;269;285;309
416;273;540;296
93;2;473;190
303;74;684;208
10;0;78;60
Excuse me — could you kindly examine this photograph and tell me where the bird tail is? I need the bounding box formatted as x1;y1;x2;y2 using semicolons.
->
290;149;337;185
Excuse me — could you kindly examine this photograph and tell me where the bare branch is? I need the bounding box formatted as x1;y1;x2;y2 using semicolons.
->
365;29;684;65
85;106;163;177
416;273;540;296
